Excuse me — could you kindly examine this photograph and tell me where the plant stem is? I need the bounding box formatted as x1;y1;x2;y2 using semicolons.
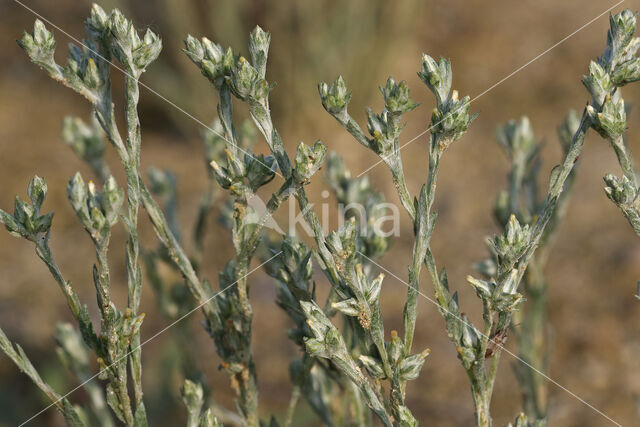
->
283;384;301;427
471;381;492;427
610;134;638;186
514;111;590;287
515;260;549;420
34;239;88;328
248;96;341;280
123;72;145;415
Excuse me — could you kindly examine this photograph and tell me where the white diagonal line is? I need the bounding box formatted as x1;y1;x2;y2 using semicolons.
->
17;251;282;427
356;0;625;178
358;251;622;426
11;0;284;179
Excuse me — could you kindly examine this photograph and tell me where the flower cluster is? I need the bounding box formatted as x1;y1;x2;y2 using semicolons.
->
584;10;640;137
0;176;53;241
67;173;124;244
184;27;273;103
419;54;477;147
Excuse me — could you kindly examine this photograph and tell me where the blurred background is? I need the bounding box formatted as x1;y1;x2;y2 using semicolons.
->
1;0;640;425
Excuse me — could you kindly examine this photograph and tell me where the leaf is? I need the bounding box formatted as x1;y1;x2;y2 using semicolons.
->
330;298;360;317
106;383;126;423
133;403;148;427
398;349;430;381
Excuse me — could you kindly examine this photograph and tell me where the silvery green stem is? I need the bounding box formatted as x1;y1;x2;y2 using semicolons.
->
185;38;365;423
294;190;341;286
469;345;500;427
403;137;442;355
514;260;550;420
244;180;297;253
99;99;214;310
421;144;453;314
139;183;213;308
26;212;133;425
93;233;115;354
92;234;134;424
123;73;145;411
56;323;115;427
389;161;417;222
471;374;492;427
16;11;173;423
213;89;267;427
248;99;340;285
492;114;578;422
249;99;377;417
513;111;590;290
320;72;457;423
478;112;589;424
231;256;259;427
0;328;86;426
609;134;638;187
218;135;295;427
347;381;369;426
33;237;94;336
487;352;501;401
283;384;301;427
337;109;416;219
0;174;137;424
248;97;293;177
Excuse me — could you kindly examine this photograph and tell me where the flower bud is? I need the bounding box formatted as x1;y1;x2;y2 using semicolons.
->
365;108;394;155
380;77;417;114
86;4;109;39
359;355;385;379
244;153;277;191
133;28;162;72
603;173;637;205
230;56;260;100
67;172;89;221
318;76;351;116
487;214;531;267
248;26;270;79
496;116;537;163
18;20;57;71
181;380;204;416
201;37;224;63
101;176;124;227
430;93;477;147
612;58;640;86
1;178;54;239
183;35;204;63
209;160;234;190
27;175;48;214
325;217;358;269
418;54;452;105
593;96;626;138
67;172;122;238
387;330;403;365
582;61;613;107
293;140;327;184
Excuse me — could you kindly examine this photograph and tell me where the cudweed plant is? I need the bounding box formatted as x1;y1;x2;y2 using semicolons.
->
593;12;640;298
2;3;640;427
319;7;640;427
476;112;580;425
